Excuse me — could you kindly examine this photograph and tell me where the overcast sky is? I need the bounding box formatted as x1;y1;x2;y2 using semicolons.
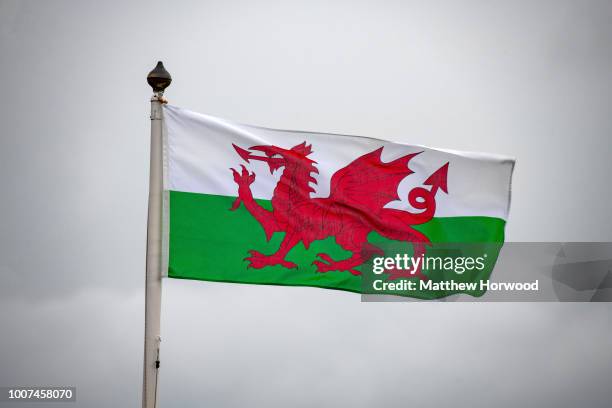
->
0;0;611;407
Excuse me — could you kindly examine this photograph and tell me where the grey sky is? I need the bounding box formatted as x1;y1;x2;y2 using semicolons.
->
0;0;611;407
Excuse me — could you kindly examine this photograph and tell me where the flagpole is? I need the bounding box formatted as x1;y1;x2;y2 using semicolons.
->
143;61;171;408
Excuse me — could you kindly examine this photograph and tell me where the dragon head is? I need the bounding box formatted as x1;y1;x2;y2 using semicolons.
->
233;142;315;174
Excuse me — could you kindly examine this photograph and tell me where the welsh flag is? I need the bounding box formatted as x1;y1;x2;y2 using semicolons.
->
162;105;514;298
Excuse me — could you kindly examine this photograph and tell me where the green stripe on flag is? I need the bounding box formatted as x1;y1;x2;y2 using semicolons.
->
168;191;506;296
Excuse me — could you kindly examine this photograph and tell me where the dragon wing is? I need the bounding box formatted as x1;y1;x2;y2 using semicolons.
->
329;147;421;212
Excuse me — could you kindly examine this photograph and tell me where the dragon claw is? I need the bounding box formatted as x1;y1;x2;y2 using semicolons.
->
312;259;339;273
244;250;297;269
231;165;256;186
312;258;362;276
311;260;328;272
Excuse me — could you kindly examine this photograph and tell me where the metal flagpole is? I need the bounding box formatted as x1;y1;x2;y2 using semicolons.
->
143;61;171;408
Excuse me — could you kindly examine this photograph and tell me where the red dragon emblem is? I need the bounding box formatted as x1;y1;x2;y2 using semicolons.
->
230;142;449;280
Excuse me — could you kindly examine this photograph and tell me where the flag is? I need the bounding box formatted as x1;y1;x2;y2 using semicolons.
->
162;105;514;298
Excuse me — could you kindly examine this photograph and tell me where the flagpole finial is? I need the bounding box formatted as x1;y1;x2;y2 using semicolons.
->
147;61;172;97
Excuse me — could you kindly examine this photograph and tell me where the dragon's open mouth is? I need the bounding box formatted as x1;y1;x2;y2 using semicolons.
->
233;144;285;173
